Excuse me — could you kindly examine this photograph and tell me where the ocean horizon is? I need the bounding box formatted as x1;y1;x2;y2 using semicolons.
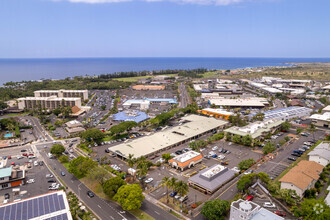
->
0;57;329;85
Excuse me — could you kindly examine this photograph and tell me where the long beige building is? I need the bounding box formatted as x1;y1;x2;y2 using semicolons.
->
17;97;81;110
34;89;88;101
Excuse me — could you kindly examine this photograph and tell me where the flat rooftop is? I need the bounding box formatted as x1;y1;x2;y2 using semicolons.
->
17;97;81;101
310;112;330;121
251;107;312;120
172;151;201;163
202;108;233;116
208;98;267;107
34;89;87;93
110;114;227;158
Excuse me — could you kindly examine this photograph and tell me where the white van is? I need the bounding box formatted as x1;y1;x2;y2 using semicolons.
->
48;153;54;159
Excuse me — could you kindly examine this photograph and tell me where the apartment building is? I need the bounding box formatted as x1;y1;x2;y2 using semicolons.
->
17;97;81;111
34;89;88;101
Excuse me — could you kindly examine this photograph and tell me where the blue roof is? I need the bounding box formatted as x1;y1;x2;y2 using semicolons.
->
0;167;12;178
113;111;149;123
147;98;177;104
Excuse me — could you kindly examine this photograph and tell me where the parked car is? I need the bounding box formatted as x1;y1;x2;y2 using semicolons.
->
48;179;56;183
175;150;183;155
145;178;153;183
212;146;218;151
221;162;228;165
17;156;23;160
61;171;66;176
179;195;188;202
174;195;181;200
27;179;35;184
246;195;254;201
105;149;110;153
263;202;276;208
293;150;303;155
28;155;36;159
273;211;286;217
301;133;309;137
211;154;217;158
288;157;296;161
169;192;177;197
4;193;9;199
298;148;306;152
291;153;301;157
87;191;95;198
34;161;38;166
46;174;54;178
244;170;253;175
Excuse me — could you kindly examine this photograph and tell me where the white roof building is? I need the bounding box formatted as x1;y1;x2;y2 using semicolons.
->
208;98;268;108
308;142;330;167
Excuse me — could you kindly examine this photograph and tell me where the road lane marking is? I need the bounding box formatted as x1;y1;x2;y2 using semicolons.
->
154;211;160;215
98;205;101;208
110;217;114;220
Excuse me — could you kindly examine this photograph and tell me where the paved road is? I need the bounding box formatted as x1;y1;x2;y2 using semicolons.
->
179;82;190;108
37;147;134;220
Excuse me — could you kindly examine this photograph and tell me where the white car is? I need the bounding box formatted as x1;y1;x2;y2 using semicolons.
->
218;155;226;160
17;156;23;160
231;167;240;173
3;200;8;204
145;178;153;183
212;146;218;151
34;161;38;166
27;179;35;184
263;202;276;208
46;174;54;178
110;164;121;171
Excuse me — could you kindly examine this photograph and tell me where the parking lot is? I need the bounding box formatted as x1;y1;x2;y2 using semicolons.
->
0;144;60;204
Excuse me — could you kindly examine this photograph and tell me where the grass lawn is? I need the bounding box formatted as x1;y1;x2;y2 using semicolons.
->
80;177;109;199
130;209;154;220
202;71;220;78
4;112;30;117
112;76;152;82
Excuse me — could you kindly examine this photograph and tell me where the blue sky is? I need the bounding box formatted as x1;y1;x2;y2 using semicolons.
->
1;0;330;58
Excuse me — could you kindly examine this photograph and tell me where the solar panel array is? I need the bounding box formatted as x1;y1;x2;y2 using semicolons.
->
45;213;69;220
0;193;66;220
249;107;311;120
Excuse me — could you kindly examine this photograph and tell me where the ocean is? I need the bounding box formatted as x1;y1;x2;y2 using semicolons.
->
0;57;329;85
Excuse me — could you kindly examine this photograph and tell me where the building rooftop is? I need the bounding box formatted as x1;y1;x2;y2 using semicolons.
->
309;112;330;121
188;164;235;192
251;208;284;220
34;89;87;93
308;142;330;161
262;87;283;93
0;191;72;220
225;119;283;139
171;151;201;163
202;108;233;116
17;96;81;101
113;111;149;123
251;107;312;120
208;98;267;107
322;105;330;112
65;120;83;128
0;167;12;178
279;160;324;190
110;115;227;158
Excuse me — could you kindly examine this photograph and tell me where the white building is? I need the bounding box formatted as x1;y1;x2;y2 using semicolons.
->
34;89;88;101
230;199;283;220
17;96;82;111
208;97;268;108
309;112;330;128
255;107;313;121
308;142;330;166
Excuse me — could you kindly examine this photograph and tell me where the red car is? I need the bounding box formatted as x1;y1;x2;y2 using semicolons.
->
29;153;34;156
273;211;286;217
246;195;254;201
22;153;28;156
8;156;11;159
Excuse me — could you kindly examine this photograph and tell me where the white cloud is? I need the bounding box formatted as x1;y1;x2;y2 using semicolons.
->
60;0;245;5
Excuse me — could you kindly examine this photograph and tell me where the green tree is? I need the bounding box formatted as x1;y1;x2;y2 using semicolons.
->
226;133;232;141
126;154;136;168
279;189;298;206
101;105;106;110
284;136;290;142
237;173;257;192
103;176;127;198
50;144;65;157
241;135;252;146
161;153;173;163
262;142;276;155
114;184;145;210
232;134;241;144
53;108;61;116
281;121;291;132
80;128;105;144
58;155;69;163
176;180;189;197
201;199;230;220
296;127;303;135
0;101;8;110
309;123;316;142
110;121;137;135
161;176;171;203
68;156;98;178
294;198;330;219
238;159;255;171
87;166;109;185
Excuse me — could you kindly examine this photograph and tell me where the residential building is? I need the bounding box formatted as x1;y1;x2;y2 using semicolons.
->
279;160;324;197
17;96;81;111
0;167;25;190
110;114;228;159
308;142;330;166
224;119;283;141
309;112;330;128
169;151;203;171
199;108;233;120
65;120;83;128
132;85;165;90
188;164;235;194
0;190;72;220
250;107;312;121
230;199;284;220
34;89;88;101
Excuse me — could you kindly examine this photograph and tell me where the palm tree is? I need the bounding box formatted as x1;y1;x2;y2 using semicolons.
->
176;180;189;207
6;123;15;131
161;176;170;203
126;154;136;168
309;123;316;142
136;163;148;187
136;156;147;169
168;177;177;203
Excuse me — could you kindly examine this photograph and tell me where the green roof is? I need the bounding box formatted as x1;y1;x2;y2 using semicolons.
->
0;167;12;178
225;120;283;139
